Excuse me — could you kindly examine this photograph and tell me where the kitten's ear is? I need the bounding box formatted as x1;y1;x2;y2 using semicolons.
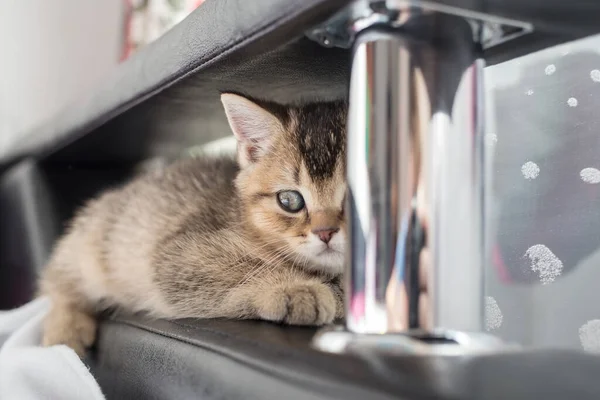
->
221;93;282;167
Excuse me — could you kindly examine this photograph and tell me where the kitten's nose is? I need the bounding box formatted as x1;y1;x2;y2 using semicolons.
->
312;227;339;244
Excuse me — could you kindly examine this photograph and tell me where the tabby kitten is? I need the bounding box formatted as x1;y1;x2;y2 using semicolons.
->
39;94;347;356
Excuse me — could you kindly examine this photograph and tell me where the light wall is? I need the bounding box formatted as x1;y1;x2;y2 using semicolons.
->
0;0;124;152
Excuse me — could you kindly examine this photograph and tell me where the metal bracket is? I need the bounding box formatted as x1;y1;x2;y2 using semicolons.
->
306;0;533;50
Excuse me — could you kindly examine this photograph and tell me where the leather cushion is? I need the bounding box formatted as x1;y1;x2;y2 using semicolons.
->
89;315;600;400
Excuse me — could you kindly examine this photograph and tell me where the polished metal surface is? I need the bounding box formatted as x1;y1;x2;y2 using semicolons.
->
384;0;533;49
312;325;513;355
305;0;532;51
345;14;486;334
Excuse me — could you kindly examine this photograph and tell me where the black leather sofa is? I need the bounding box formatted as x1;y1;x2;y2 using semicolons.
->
3;0;600;398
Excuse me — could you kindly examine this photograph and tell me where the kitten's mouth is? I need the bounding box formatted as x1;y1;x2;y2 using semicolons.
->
320;247;341;255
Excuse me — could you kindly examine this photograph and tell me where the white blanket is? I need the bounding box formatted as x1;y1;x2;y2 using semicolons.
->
0;298;105;400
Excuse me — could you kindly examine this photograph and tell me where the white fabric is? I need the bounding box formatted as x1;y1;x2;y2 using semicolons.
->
0;297;105;400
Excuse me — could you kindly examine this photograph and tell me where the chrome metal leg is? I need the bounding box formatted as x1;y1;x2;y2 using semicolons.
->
345;14;486;334
309;1;532;354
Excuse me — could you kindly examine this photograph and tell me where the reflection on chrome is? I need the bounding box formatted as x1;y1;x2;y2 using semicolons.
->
345;13;486;335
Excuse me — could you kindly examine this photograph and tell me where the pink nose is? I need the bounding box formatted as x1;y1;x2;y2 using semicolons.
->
312;228;339;244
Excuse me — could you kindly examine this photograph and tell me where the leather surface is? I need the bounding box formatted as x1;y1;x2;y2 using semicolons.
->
0;161;57;308
90;314;600;400
0;161;131;309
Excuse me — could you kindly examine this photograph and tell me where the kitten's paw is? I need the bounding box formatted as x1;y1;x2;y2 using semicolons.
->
329;281;345;319
42;304;97;357
255;282;336;325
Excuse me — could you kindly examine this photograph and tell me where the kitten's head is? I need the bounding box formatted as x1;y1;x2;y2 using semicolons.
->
221;93;347;276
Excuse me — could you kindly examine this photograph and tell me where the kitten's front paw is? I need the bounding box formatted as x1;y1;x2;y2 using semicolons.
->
255;282;336;325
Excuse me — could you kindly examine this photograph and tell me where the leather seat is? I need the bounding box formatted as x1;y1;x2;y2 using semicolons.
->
90;314;600;400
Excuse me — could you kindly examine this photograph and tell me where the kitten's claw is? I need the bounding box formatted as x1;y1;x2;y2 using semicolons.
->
255;282;336;325
42;304;97;358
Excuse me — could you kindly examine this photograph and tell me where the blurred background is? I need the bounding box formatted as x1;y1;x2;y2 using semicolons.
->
0;0;203;153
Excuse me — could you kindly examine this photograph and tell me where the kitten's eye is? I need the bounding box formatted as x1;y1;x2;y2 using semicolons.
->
277;190;305;213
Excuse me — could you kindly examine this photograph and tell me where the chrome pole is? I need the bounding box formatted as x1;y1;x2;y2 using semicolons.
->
345;14;486;334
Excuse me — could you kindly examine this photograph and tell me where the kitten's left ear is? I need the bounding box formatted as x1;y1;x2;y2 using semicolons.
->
221;93;283;167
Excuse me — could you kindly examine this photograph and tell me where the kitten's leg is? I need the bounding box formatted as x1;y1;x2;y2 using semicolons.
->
42;293;96;357
38;191;125;356
328;277;345;319
39;234;100;357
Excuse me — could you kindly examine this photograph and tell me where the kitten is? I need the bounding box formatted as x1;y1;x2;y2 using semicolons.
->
39;94;347;356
